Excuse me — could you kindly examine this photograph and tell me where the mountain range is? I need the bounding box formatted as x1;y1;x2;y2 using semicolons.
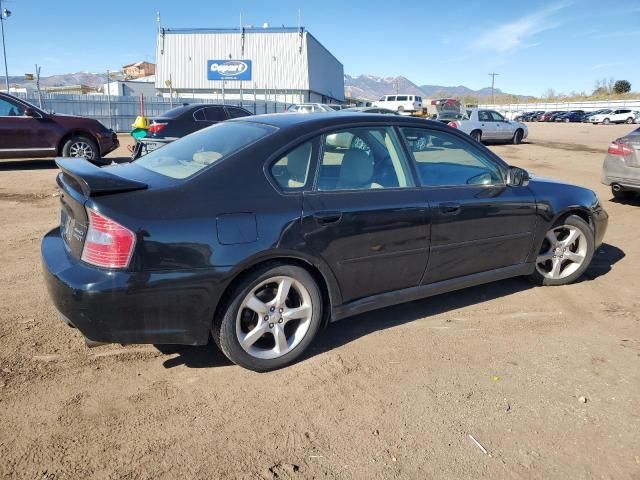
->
344;74;516;101
8;71;521;100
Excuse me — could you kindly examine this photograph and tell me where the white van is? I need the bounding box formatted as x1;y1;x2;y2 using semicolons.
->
373;94;423;113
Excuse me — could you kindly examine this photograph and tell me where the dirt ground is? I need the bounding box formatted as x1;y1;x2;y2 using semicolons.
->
1;123;639;480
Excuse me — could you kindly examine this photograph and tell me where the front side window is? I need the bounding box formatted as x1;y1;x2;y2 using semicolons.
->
478;111;491;122
317;127;414;191
271;141;313;191
136;122;273;179
0;98;25;116
489;111;506;122
400;128;503;187
387;96;396;101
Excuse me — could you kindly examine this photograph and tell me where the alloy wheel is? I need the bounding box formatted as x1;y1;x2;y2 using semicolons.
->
535;225;588;280
69;141;95;160
235;276;313;360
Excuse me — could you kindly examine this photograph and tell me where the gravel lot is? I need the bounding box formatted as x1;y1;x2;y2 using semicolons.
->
1;123;639;480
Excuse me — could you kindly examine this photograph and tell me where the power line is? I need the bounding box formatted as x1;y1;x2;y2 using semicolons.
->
488;72;499;105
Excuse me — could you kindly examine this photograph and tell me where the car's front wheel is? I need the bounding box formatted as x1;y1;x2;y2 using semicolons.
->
603;118;610;125
626;117;634;124
62;136;102;163
529;215;594;286
213;264;322;371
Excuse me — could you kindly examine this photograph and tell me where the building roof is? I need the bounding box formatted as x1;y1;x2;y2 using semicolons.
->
122;61;155;68
162;26;303;34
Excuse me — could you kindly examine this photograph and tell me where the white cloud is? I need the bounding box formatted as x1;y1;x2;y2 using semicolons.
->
473;3;568;53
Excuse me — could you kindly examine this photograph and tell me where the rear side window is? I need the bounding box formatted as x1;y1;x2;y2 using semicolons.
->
226;107;251;119
415;96;422;102
193;108;206;121
136;122;273;179
400;128;503;187
204;107;226;121
397;96;408;101
271;141;313;191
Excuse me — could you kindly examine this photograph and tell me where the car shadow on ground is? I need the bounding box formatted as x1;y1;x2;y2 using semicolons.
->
0;159;58;171
608;195;640;207
157;242;624;370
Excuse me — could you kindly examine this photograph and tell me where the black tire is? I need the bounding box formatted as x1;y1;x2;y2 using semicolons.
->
212;263;322;372
470;130;482;143
612;187;635;201
512;129;524;145
626;117;634;124
397;105;405;113
603;118;610;125
528;215;594;286
62;135;102;164
564;118;570;123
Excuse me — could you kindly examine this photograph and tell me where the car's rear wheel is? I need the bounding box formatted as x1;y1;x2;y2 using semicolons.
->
603;118;610;125
626;117;634;124
528;215;594;286
512;129;523;145
213;264;322;372
397;106;405;113
62;136;101;163
471;130;482;143
564;118;570;123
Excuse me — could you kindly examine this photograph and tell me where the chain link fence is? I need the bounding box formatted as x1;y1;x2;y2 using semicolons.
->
14;93;288;132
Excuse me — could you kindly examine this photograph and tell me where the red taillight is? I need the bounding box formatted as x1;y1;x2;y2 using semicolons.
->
608;141;634;157
148;122;167;135
447;121;458;128
81;208;135;269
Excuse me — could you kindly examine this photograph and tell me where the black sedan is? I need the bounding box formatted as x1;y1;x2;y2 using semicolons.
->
42;113;609;371
132;103;252;159
555;111;586;123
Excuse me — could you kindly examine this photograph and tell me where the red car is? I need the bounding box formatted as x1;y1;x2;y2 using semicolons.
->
0;92;118;164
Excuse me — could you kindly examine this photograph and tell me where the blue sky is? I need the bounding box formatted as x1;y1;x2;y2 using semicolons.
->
2;0;639;95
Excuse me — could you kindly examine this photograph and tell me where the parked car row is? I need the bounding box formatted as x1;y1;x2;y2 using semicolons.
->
515;109;640;124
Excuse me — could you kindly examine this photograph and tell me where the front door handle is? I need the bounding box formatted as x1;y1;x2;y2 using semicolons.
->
313;211;342;225
439;202;461;216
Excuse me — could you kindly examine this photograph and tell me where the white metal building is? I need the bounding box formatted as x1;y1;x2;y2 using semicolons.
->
155;26;345;104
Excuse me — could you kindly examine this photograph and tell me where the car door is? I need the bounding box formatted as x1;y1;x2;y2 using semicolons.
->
399;126;538;284
0;97;54;157
300;125;431;303
477;110;498;139
488;111;513;140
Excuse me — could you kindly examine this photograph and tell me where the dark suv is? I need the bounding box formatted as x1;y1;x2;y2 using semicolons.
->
0;92;119;164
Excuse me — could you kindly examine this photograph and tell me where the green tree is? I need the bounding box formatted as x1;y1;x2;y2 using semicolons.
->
613;80;631;94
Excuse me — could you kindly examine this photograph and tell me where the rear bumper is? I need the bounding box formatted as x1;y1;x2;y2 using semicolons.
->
41;227;230;346
601;155;640;190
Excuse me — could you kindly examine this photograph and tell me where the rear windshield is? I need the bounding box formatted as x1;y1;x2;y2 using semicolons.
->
136;122;274;179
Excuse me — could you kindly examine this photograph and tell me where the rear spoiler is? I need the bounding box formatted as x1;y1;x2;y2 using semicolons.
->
55;157;148;197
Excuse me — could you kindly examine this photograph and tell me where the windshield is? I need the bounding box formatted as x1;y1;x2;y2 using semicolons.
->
136;122;274;179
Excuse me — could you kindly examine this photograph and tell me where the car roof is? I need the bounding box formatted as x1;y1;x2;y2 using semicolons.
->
231;111;436;132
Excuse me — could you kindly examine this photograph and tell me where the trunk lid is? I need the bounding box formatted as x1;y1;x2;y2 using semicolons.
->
55;158;148;258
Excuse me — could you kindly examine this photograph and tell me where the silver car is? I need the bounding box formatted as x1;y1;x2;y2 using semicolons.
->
602;127;640;200
447;108;529;144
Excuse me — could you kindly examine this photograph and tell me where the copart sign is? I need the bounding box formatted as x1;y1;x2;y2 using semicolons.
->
207;60;252;81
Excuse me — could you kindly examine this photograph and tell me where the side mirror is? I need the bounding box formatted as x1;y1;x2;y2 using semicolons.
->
508;166;530;187
24;107;37;117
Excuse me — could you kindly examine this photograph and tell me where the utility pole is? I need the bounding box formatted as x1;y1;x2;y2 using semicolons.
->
35;64;42;108
0;0;11;93
488;72;499;105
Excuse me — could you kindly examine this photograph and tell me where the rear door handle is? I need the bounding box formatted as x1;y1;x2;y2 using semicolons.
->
313;211;342;225
439;202;461;215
